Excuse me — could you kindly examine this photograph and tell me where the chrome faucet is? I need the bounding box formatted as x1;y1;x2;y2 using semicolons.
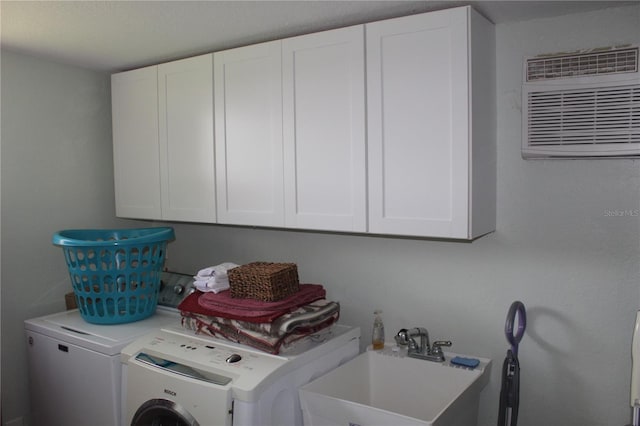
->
395;327;430;353
395;328;452;362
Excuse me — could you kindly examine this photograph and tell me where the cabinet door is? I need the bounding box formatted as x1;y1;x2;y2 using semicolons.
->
214;41;284;227
366;8;470;238
282;26;367;232
112;66;161;219
158;54;216;222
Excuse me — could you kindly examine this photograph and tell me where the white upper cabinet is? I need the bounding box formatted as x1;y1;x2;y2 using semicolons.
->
112;6;495;239
112;65;162;219
112;54;215;222
366;6;496;239
282;26;367;232
214;41;285;227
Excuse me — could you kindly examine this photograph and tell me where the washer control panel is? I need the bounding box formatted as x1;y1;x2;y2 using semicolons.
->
158;271;196;308
123;329;288;397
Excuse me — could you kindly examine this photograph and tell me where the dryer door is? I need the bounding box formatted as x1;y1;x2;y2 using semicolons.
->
132;398;199;426
126;352;233;425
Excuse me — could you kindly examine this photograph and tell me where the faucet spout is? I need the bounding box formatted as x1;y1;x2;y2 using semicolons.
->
410;327;430;354
396;327;430;354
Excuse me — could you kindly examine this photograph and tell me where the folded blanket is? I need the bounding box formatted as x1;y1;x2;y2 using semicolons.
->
180;299;340;354
178;284;326;323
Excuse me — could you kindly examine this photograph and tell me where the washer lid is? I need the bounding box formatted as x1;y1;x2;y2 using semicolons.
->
24;308;180;355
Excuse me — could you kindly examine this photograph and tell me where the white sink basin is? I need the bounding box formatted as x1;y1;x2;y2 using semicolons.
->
299;346;491;426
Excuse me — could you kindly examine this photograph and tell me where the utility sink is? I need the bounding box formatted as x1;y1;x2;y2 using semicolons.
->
299;346;491;426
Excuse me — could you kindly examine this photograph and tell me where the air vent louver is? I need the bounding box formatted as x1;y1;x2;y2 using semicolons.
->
523;46;640;158
527;85;640;146
527;47;638;82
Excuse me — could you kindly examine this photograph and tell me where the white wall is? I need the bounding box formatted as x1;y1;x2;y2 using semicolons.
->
161;6;640;426
0;50;135;424
0;4;638;426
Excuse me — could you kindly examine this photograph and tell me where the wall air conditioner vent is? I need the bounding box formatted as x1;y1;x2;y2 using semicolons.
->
526;47;638;82
523;46;640;158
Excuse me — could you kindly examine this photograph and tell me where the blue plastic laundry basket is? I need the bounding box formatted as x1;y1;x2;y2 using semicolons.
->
52;227;175;324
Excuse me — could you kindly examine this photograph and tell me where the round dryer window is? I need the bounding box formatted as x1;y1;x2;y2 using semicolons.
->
132;399;199;426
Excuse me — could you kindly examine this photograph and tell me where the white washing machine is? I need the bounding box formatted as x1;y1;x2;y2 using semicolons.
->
121;323;360;426
24;272;194;426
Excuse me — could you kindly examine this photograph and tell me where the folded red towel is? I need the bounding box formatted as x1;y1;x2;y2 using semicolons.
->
178;284;326;323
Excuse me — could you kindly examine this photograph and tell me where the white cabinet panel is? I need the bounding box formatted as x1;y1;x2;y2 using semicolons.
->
112;55;215;222
158;54;216;222
283;26;366;232
112;66;162;219
366;6;495;239
214;41;284;227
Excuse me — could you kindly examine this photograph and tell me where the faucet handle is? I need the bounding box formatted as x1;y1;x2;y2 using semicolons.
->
431;340;452;355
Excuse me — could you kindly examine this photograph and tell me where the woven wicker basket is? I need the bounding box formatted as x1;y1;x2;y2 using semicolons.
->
228;262;299;302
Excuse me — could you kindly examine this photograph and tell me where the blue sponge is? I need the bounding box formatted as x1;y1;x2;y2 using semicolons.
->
450;356;480;369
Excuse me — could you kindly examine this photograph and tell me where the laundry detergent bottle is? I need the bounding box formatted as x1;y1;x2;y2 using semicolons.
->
372;310;385;350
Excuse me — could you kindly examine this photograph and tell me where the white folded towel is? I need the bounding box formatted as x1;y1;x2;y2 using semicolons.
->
193;276;229;293
193;262;238;293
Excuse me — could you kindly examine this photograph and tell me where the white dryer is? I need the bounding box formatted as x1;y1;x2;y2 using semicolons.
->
121;324;360;426
24;272;194;426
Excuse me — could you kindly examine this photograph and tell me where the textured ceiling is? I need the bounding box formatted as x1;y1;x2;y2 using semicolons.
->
1;1;635;73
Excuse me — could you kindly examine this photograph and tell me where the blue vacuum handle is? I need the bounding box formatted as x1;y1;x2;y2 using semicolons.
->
505;301;526;356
